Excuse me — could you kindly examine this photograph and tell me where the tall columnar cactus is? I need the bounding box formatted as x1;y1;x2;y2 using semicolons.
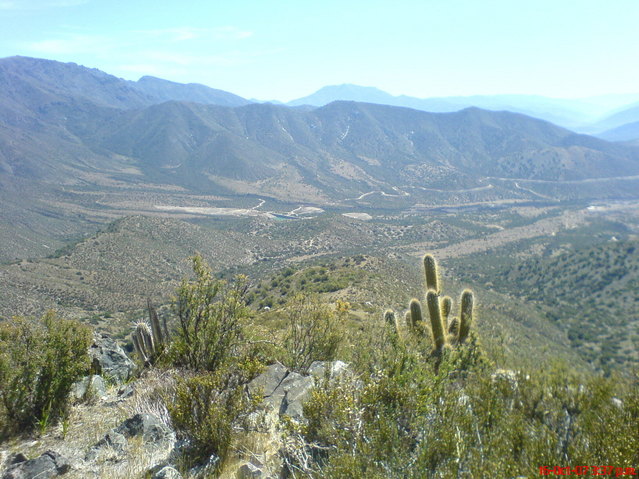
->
426;291;446;352
458;290;474;344
409;298;424;332
148;299;165;349
384;309;400;336
423;254;440;294
385;253;476;359
441;296;452;331
133;322;155;365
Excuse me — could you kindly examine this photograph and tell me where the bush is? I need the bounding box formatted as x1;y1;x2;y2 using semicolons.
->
282;295;345;373
169;254;249;372
289;327;639;479
0;311;92;436
167;368;260;473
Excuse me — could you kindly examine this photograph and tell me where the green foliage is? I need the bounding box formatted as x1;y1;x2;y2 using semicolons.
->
282;294;345;373
169;254;248;372
167;369;260;472
0;311;92;437
293;323;639;478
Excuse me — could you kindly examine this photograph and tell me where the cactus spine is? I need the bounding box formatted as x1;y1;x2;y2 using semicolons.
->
426;291;446;352
423;254;439;294
458;290;474;344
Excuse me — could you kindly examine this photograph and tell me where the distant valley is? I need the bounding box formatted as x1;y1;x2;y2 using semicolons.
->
1;56;638;375
2;56;639;263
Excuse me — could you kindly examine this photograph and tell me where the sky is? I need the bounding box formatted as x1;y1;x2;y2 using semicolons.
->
1;0;638;102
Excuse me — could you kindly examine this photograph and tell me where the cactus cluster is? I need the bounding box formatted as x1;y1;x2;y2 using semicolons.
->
132;300;169;366
385;253;476;355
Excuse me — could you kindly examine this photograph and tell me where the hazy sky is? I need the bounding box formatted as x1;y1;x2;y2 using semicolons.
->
1;0;637;101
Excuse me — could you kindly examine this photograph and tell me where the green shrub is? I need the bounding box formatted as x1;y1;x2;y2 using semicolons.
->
167;368;260;472
0;311;92;437
169;254;248;372
282;294;345;373
293;337;639;478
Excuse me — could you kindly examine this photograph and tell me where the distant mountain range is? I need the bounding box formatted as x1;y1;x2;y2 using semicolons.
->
2;56;639;260
286;84;639;134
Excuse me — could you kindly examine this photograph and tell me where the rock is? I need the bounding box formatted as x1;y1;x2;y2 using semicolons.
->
7;454;27;466
237;462;263;478
86;413;174;464
2;450;70;479
117;383;135;399
114;413;172;443
69;375;107;401
248;362;288;398
89;333;135;383
248;362;340;421
84;431;127;461
151;466;182;479
308;360;349;381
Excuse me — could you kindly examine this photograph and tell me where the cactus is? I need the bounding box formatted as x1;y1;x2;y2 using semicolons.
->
448;317;459;337
441;296;452;330
404;310;412;330
133;300;171;367
409;298;424;332
423;254;439;293
384;309;400;335
148;299;164;349
426;291;446;352
384;253;476;365
132;332;147;364
133;322;155;365
458;290;474;344
384;309;396;327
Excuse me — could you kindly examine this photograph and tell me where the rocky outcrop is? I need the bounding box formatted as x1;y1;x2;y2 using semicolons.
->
69;375;107;402
247;360;349;422
2;450;70;479
88;333;135;383
85;413;175;465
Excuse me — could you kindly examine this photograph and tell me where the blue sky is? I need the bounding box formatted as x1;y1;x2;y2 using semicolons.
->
1;0;637;101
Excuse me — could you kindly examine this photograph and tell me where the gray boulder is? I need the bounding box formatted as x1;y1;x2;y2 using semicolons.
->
248;361;347;421
69;375;107;402
115;413;172;442
2;450;70;479
89;333;135;383
84;430;127;461
85;413;174;463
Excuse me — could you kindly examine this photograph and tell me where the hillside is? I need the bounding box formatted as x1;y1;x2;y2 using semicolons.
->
3;57;639;263
448;240;639;371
